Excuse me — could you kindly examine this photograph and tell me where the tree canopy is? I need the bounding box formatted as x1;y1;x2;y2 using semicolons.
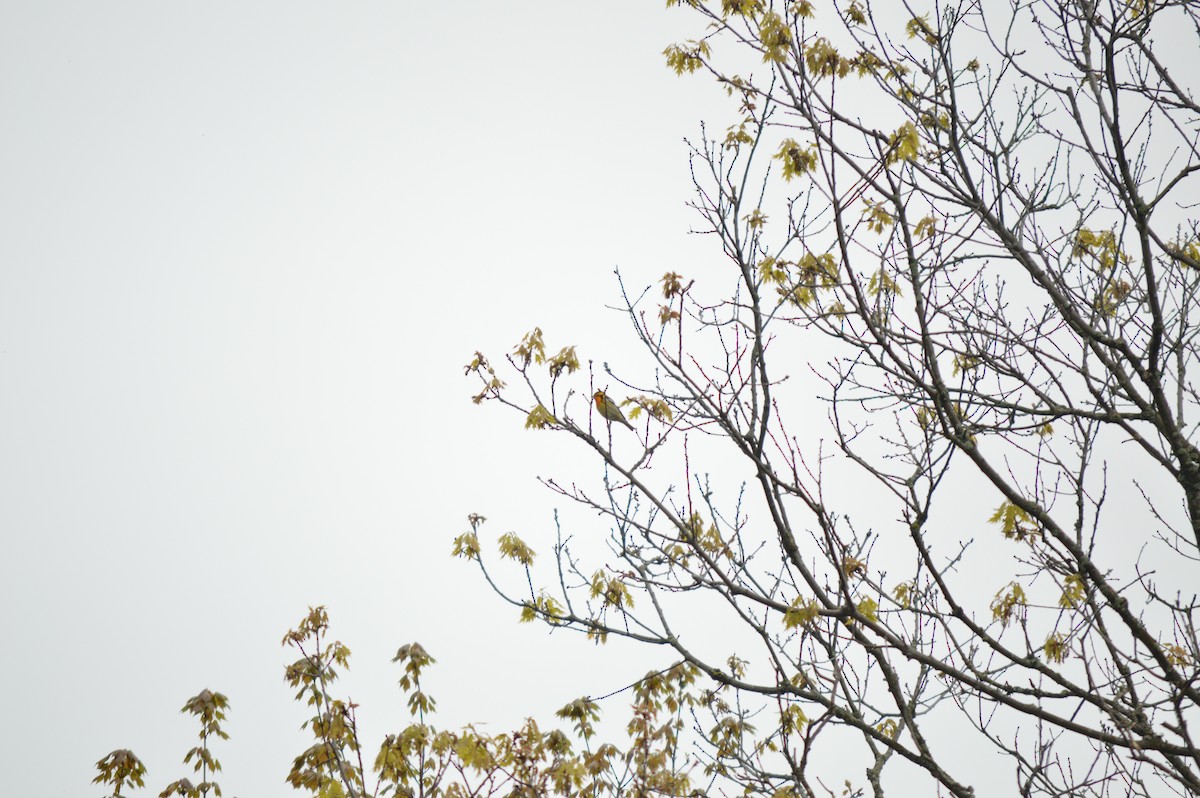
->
465;1;1200;795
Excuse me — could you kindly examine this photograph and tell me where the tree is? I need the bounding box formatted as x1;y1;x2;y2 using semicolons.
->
462;1;1200;796
96;607;705;798
95;689;228;798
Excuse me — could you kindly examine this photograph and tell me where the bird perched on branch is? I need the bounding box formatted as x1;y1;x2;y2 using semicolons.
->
593;390;635;430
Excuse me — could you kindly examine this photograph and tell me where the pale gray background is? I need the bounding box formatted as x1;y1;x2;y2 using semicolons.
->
5;3;1188;797
0;3;723;795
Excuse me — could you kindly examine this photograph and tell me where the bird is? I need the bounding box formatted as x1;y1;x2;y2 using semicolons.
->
593;390;635;430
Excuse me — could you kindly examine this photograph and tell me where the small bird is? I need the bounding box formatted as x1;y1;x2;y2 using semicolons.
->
593;390;635;430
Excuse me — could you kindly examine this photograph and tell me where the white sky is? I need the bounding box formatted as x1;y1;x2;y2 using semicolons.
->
0;3;727;796
5;3;1194;797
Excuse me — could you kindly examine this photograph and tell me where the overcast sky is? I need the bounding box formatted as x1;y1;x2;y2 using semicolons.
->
0;3;731;796
7;4;1196;797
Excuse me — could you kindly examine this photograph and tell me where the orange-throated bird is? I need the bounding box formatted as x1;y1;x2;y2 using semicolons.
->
593;390;635;430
